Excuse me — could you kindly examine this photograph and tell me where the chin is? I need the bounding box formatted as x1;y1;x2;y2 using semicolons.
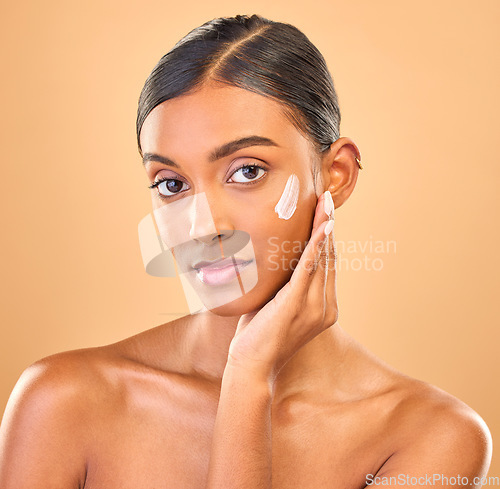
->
200;284;268;317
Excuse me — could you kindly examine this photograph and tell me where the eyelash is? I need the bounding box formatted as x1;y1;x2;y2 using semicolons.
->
147;164;268;200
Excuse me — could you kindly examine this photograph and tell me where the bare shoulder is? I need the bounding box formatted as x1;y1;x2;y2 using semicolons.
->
338;332;493;486
0;346;114;487
0;316;190;440
0;333;178;487
0;345;121;436
0;316;198;488
8;321;185;407
17;345;109;382
13;344;121;400
344;333;492;468
373;372;493;485
390;375;491;446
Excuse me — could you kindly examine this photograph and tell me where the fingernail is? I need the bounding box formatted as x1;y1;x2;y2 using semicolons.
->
324;219;334;236
324;191;334;218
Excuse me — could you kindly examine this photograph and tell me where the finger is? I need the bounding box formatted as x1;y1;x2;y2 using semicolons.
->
306;220;332;306
312;191;332;232
305;190;333;283
307;192;335;299
324;224;338;316
287;191;332;299
288;218;331;298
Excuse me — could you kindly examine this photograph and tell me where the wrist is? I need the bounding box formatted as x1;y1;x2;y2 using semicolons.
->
224;358;277;395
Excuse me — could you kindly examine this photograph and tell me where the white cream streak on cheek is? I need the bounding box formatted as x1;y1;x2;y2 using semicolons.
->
274;174;300;220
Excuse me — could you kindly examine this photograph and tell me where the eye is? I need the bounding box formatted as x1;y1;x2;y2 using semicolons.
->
228;164;267;184
148;177;189;198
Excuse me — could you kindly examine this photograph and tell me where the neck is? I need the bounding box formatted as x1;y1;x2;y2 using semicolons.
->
183;310;351;404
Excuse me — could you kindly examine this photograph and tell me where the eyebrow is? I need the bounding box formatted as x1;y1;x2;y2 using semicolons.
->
142;135;279;168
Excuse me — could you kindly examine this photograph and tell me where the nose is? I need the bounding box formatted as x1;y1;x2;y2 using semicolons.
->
188;191;234;245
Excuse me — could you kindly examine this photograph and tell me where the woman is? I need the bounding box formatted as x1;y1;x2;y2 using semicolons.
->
0;13;492;488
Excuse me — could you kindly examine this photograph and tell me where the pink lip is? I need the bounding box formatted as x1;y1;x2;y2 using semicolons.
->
193;257;249;270
194;257;253;286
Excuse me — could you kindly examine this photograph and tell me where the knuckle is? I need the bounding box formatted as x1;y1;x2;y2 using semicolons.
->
319;246;327;262
326;307;339;326
308;308;324;327
290;301;302;320
305;259;317;276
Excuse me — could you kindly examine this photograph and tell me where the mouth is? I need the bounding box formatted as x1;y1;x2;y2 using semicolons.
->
192;257;254;286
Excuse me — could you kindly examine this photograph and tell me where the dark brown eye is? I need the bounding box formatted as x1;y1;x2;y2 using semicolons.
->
162;180;183;194
229;165;266;183
151;178;189;198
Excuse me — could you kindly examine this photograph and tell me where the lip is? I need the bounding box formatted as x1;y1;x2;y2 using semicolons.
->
193;257;250;270
193;257;253;286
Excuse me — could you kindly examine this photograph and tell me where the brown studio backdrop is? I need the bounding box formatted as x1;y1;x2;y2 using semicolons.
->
1;0;499;477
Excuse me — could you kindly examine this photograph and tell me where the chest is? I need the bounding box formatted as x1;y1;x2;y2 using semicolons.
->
83;395;385;489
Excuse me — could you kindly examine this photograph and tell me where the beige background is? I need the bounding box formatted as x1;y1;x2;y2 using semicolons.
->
1;0;499;477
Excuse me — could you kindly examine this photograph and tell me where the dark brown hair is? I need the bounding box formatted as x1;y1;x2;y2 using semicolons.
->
136;14;341;157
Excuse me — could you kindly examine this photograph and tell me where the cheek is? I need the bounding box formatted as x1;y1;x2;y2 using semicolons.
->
274;173;300;220
269;172;317;242
250;178;317;276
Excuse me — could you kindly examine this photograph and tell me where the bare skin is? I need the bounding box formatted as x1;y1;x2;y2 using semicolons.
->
0;83;492;488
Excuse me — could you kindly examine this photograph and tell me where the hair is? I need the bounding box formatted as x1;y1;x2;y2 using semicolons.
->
136;14;341;160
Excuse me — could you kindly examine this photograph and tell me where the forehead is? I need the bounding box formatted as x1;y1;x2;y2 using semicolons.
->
139;83;314;159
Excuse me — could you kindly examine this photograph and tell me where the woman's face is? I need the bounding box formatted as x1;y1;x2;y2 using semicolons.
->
140;82;325;316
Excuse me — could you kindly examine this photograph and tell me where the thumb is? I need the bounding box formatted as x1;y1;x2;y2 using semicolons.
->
235;309;260;336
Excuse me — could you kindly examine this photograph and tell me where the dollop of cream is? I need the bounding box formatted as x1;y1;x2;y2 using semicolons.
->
274;174;299;220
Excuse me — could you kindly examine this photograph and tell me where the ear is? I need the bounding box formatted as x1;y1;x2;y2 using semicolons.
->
319;137;361;209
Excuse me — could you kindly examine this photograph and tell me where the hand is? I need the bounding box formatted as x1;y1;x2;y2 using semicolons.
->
227;191;338;381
